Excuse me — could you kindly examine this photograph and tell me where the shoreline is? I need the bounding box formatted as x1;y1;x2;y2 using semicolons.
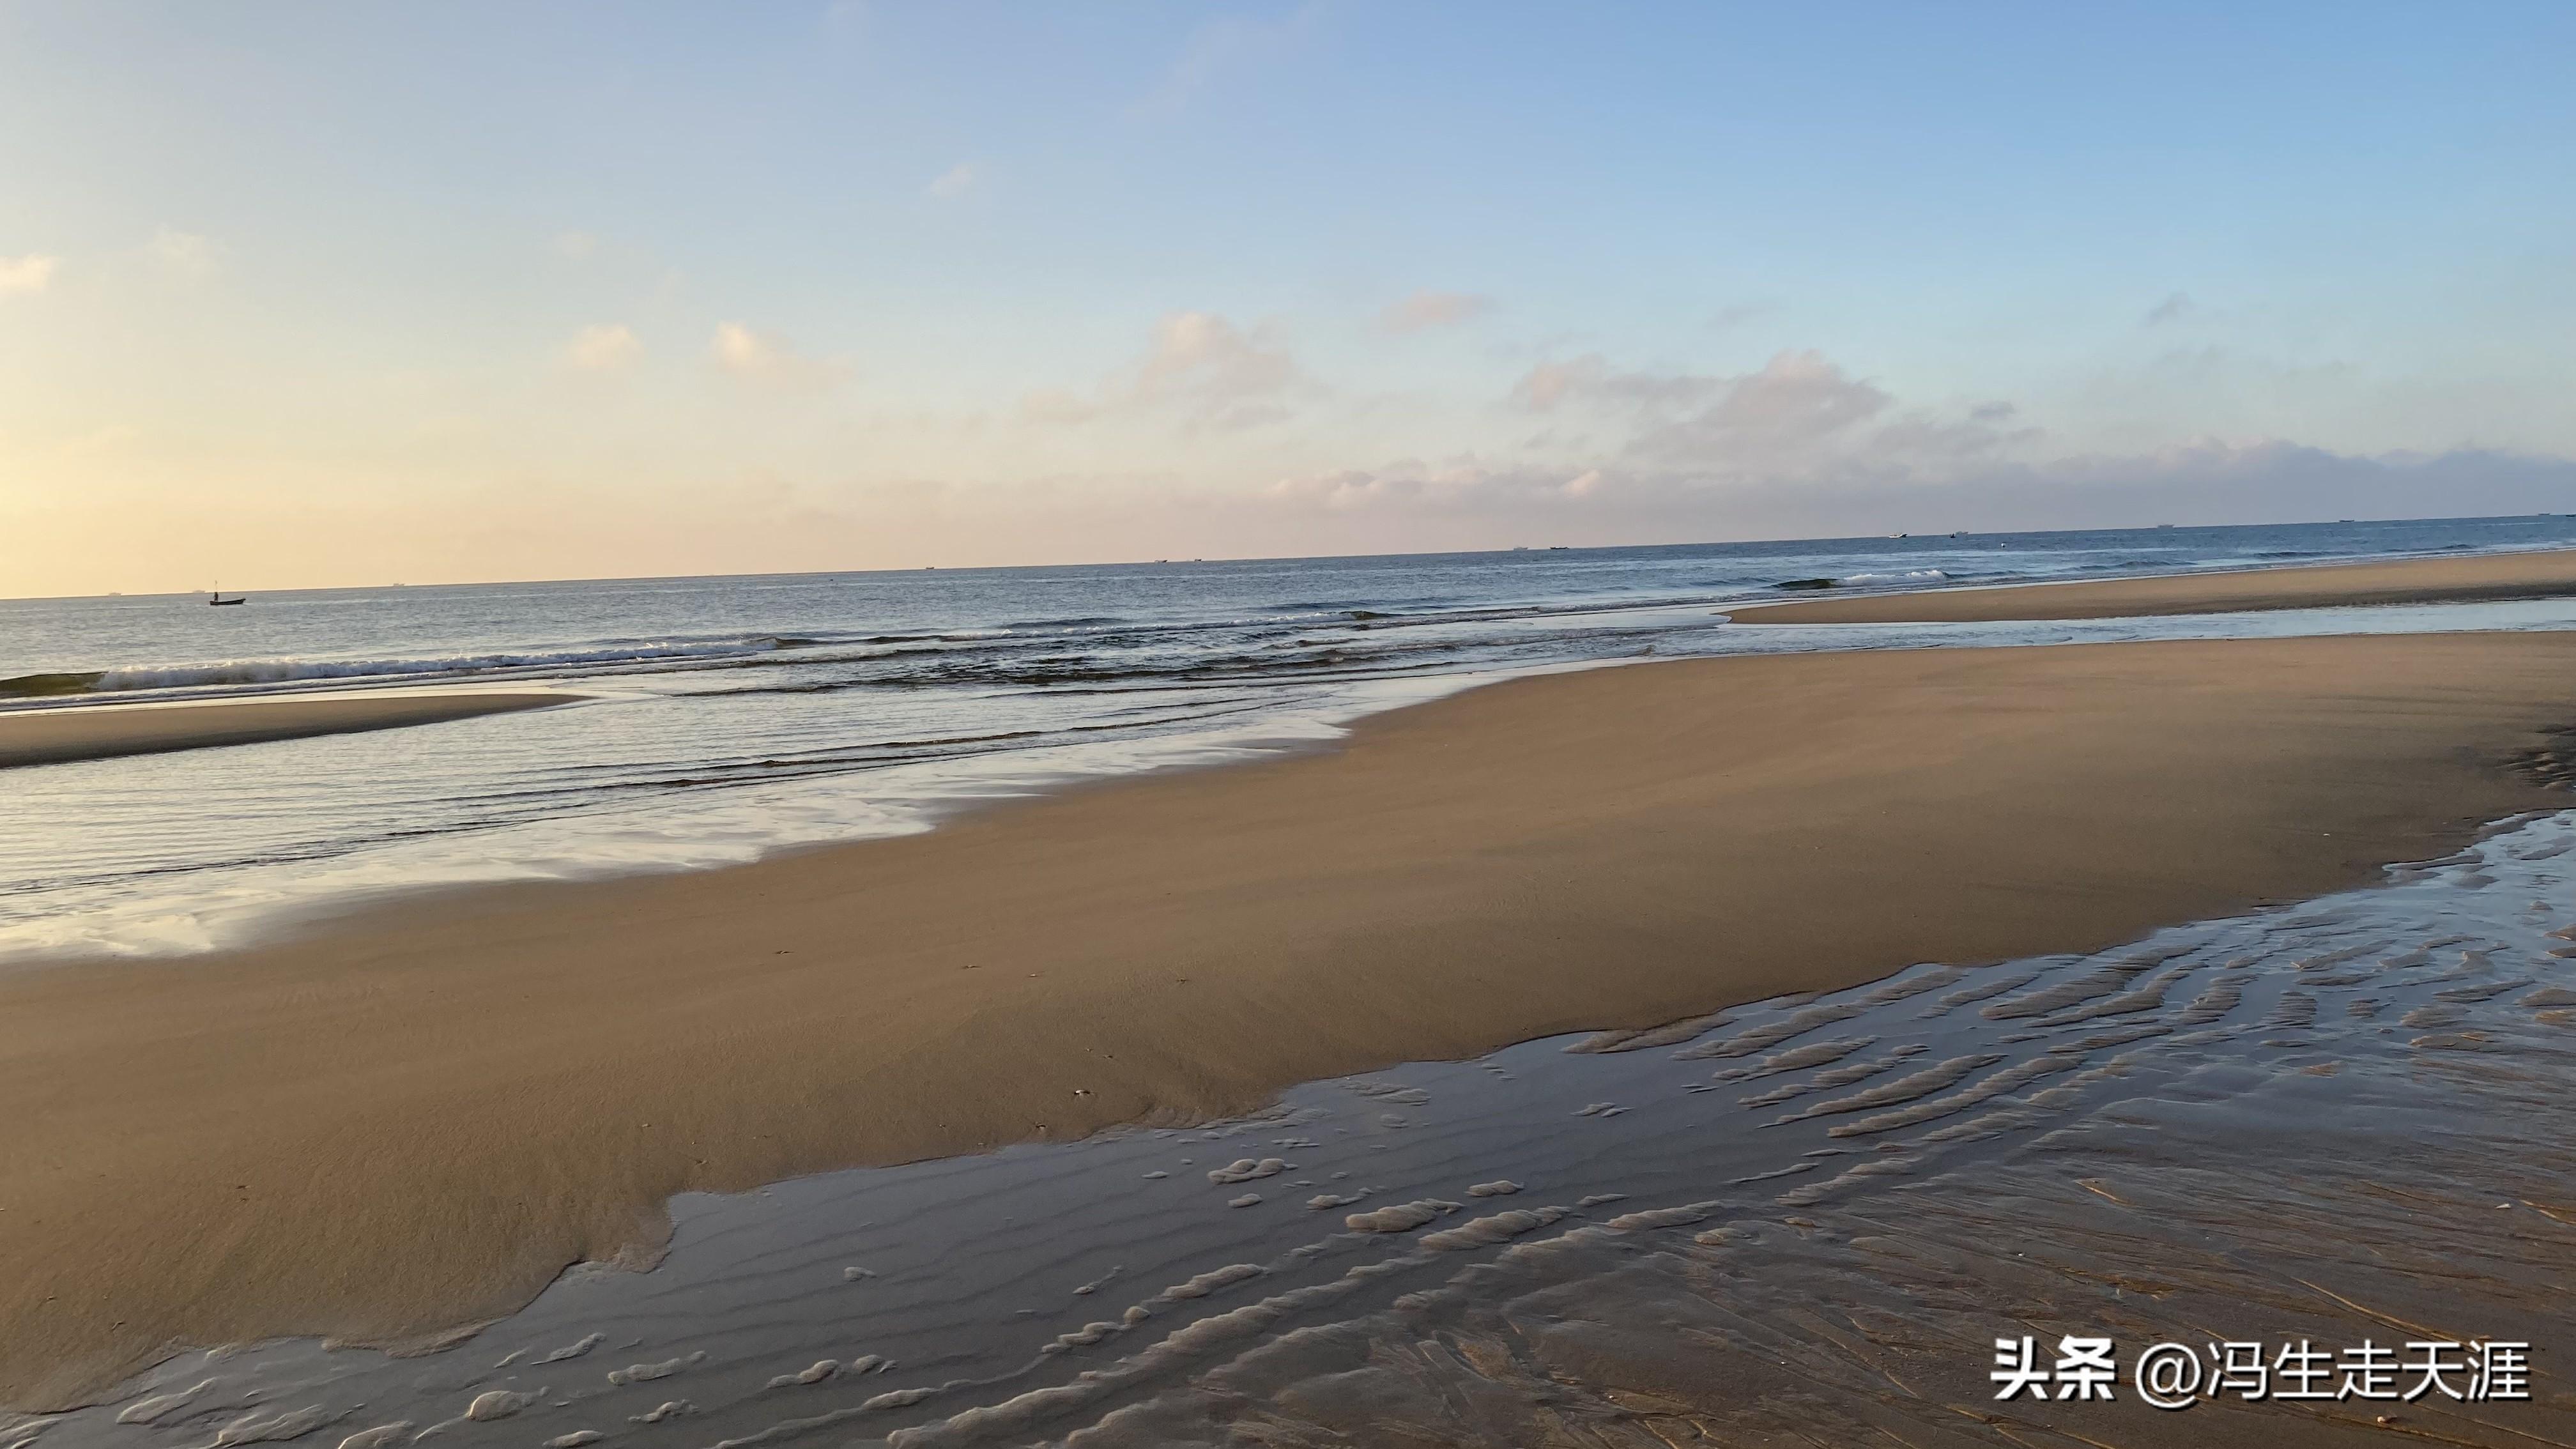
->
1727;543;2576;623
6;631;2576;1407
8;545;2572;967
0;690;579;770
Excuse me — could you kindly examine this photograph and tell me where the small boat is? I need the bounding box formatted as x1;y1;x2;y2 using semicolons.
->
208;584;246;606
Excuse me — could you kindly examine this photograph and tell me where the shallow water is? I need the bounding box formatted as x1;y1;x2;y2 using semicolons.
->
8;514;2576;963
22;805;2576;1448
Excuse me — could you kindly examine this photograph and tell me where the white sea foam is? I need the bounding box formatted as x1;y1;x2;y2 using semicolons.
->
0;671;1468;965
463;1388;541;1421
85;639;790;694
1344;1199;1459;1233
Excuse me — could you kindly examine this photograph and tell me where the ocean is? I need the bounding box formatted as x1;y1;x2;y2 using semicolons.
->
6;514;2576;962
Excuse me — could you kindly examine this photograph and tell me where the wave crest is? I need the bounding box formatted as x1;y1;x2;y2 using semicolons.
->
10;638;794;697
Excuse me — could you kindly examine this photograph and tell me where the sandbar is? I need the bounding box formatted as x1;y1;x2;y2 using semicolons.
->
4;631;2576;1406
0;691;576;770
1728;544;2576;623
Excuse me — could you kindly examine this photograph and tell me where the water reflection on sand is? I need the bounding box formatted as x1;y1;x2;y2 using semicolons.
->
24;809;2576;1448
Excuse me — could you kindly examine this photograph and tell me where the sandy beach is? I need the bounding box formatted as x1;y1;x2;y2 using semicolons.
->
5;628;2576;1408
1731;543;2576;623
21;9;2576;1439
0;691;576;770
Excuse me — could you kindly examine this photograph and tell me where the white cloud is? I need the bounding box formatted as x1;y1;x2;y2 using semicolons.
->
1252;438;2576;551
0;254;58;297
148;227;218;275
710;321;847;389
2143;291;2193;326
1238;345;2576;545
564;323;643;371
1378;289;1492;333
1509;356;1601;412
1264;457;1627;514
1627;350;1903;466
1509;348;1951;476
1025;310;1310;433
1138;311;1294;395
555;231;601;261
1131;310;1307;430
1133;4;1322;118
1509;353;1719;413
927;162;979;199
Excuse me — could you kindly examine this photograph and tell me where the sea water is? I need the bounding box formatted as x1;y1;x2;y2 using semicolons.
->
5;514;2576;961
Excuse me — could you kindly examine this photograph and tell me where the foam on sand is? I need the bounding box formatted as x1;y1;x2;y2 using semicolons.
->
112;1380;211;1424
1204;1158;1289;1184
210;1405;340;1445
464;1388;542;1420
1418;1206;1567;1250
1344;1200;1460;1234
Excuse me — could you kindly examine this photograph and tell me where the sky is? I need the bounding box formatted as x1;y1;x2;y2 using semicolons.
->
3;1;2573;596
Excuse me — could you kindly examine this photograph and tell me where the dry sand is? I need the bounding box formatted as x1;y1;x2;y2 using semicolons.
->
6;631;2576;1407
1729;544;2576;623
0;691;575;769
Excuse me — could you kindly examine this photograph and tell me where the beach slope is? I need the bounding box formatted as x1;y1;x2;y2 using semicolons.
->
1730;545;2576;623
4;632;2576;1406
0;691;576;770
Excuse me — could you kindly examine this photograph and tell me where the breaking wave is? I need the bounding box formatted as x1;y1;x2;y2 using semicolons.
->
3;638;801;698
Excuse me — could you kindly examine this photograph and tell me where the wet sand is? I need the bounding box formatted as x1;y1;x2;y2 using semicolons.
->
0;691;576;770
33;813;2576;1445
6;632;2576;1408
1731;545;2576;623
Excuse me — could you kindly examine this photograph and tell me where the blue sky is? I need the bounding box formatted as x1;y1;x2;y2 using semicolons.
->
3;2;2572;592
